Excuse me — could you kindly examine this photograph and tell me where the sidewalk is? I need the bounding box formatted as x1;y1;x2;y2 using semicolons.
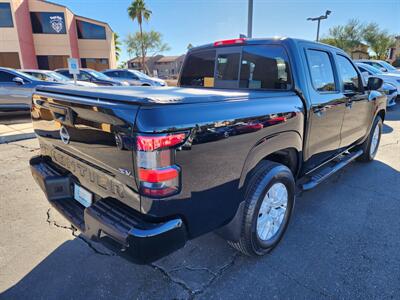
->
0;122;35;144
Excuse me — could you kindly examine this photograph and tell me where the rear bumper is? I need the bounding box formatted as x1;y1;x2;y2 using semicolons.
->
30;155;187;264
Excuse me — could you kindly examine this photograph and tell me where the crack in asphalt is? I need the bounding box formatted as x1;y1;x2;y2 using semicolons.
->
46;208;115;257
151;252;241;299
379;140;399;148
7;142;39;151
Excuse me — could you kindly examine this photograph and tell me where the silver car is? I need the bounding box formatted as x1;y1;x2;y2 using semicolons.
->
0;67;60;112
20;69;98;87
102;69;167;86
356;59;400;75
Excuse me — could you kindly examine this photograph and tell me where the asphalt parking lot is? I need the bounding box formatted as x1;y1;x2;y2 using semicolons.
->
0;105;399;299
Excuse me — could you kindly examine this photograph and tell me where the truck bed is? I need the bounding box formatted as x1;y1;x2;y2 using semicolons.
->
35;85;296;106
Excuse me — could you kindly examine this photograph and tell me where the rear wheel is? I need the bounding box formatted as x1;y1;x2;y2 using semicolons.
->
357;116;382;162
228;161;295;256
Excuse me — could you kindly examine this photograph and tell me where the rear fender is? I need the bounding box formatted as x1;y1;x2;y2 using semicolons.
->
239;130;303;189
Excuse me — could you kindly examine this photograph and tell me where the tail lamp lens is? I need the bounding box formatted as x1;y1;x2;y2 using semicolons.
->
137;133;186;151
136;133;186;198
139;167;179;183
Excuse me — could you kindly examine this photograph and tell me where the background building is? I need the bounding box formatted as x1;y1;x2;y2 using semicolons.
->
127;55;185;78
0;0;116;70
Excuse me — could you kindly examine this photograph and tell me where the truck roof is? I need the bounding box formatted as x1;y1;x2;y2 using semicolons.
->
189;37;343;53
35;85;294;106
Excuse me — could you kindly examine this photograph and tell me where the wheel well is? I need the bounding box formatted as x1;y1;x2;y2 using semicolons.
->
261;148;299;176
142;84;151;86
377;109;385;121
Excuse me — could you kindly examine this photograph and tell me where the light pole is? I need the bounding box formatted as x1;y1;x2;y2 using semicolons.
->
247;0;253;38
307;10;331;42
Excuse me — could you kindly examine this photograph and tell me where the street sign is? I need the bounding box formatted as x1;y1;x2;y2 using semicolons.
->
67;58;79;75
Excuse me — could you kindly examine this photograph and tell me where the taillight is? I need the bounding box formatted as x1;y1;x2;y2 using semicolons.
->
214;38;246;47
137;133;186;151
136;133;187;198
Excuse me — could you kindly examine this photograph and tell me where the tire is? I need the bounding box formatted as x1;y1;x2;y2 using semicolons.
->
228;161;295;256
357;116;382;162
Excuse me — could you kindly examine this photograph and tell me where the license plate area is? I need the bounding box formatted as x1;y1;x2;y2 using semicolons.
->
74;183;93;207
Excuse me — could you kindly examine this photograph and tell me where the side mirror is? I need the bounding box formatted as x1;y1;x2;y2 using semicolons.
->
366;77;383;90
12;77;25;85
379;67;387;72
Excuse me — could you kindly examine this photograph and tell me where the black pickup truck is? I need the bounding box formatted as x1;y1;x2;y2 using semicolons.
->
30;38;386;264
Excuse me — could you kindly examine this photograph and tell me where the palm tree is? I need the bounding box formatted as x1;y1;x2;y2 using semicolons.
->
114;33;121;61
127;0;152;73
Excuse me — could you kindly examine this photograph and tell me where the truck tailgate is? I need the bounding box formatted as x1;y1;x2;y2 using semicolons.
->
31;90;141;211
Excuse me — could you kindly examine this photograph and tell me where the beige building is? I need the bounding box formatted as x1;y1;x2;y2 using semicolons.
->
127;55;185;78
0;0;116;70
350;43;369;60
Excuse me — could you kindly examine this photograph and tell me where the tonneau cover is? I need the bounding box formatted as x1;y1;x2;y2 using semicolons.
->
35;85;294;106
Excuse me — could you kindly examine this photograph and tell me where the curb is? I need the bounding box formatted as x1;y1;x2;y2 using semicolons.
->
0;132;36;144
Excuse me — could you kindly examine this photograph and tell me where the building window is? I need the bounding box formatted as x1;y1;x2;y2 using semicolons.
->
0;52;20;69
37;55;68;70
81;58;109;71
76;20;106;40
30;12;66;34
0;3;13;27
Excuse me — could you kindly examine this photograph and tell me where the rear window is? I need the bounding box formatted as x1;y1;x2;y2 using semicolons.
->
216;53;240;81
180;50;216;87
180;45;291;90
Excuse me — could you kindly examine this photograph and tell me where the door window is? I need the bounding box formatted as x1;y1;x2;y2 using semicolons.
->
124;71;138;79
306;50;336;92
336;55;361;93
240;45;291;89
77;72;91;81
0;71;14;82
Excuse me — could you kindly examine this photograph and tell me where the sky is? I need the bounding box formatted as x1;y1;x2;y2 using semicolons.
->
56;0;400;63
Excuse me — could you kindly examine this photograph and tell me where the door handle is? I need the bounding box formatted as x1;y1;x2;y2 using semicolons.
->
48;104;74;126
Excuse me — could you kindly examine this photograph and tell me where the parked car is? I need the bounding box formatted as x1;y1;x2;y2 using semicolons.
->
355;62;400;94
54;68;129;86
102;69;167;86
356;59;400;75
20;69;97;87
0;67;60;112
380;83;398;107
30;38;386;264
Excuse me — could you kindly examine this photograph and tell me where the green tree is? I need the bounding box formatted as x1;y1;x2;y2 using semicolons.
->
362;23;396;59
320;19;363;53
125;30;170;71
187;43;194;50
114;33;122;61
127;0;152;73
118;61;127;69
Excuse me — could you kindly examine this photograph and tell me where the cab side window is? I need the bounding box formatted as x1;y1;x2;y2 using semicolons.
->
336;55;361;93
306;49;336;92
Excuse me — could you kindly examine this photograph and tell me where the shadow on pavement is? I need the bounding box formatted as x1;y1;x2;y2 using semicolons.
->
0;112;31;125
1;160;399;299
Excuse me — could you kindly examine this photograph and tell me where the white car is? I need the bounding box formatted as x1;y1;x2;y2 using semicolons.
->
356;62;400;94
356;59;400;75
21;69;98;87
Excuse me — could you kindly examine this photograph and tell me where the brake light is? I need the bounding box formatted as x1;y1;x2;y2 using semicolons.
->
136;133;187;198
137;133;186;151
214;38;246;47
139;167;179;183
